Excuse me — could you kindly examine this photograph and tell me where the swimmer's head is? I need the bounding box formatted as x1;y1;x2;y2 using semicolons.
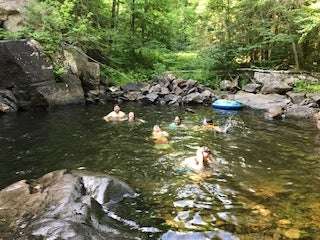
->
174;116;181;125
196;146;213;167
114;105;120;113
128;112;135;121
203;118;213;126
153;125;161;132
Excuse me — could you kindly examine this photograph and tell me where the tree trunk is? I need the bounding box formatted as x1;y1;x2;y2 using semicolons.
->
292;41;300;70
111;0;117;29
131;0;136;35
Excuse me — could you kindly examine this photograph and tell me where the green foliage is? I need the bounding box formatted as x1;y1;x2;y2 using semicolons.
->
1;0;320;89
294;80;320;93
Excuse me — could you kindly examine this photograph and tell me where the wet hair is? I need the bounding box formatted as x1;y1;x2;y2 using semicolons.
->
204;118;213;124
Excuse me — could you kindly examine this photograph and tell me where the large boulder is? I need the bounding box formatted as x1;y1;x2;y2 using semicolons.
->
0;39;57;110
52;72;85;105
234;92;291;110
0;170;140;240
261;81;292;94
0;0;29;32
285;105;318;119
63;47;103;103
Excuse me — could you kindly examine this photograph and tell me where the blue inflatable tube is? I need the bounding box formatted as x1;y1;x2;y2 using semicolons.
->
212;99;243;110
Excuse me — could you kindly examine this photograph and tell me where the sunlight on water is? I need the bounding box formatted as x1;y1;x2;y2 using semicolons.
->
0;103;319;239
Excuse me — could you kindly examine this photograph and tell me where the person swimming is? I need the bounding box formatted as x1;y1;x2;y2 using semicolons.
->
181;146;214;172
201;118;225;133
128;112;145;123
169;116;185;129
152;125;169;144
103;105;127;122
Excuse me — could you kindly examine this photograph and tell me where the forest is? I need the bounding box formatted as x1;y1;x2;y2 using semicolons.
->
1;0;320;87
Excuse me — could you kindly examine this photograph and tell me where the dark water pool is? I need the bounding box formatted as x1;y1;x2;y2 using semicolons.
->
0;103;319;239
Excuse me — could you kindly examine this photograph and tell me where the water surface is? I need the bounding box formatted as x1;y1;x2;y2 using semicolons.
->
0;103;319;239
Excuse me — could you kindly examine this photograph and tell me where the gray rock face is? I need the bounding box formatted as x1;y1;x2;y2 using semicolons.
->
0;39;56;110
63;47;103;103
234;92;291;110
0;170;138;240
242;83;261;93
285;105;318;119
0;89;17;113
286;92;306;104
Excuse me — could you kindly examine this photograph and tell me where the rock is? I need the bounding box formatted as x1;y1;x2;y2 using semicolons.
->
63;47;103;102
0;0;29;32
173;86;184;96
124;91;143;101
160;87;170;95
163;94;181;105
306;93;320;104
121;82;146;92
264;106;284;120
0;170;138;240
242;83;261;93
0;89;18;112
300;97;318;108
0;39;56;110
52;72;85;105
286;92;306;104
183;92;203;104
234;92;291;110
148;84;161;94
261;81;292;94
143;93;159;103
285;105;318;119
161;230;238;240
220;80;238;91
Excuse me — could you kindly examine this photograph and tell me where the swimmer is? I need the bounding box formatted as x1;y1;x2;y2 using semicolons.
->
128;112;145;123
169;116;186;129
201;118;225;133
182;146;214;172
152;125;169;144
103;105;127;122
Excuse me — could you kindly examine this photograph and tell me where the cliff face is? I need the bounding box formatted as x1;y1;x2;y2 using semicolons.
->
0;39;106;113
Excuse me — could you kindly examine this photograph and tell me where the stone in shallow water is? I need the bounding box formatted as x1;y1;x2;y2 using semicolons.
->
161;230;239;240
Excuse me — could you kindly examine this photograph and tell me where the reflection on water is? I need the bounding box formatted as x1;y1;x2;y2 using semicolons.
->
0;103;319;239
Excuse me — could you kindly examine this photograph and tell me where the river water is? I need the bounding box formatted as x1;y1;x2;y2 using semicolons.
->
0;103;319;239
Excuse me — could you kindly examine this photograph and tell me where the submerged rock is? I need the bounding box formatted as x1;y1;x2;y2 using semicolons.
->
0;170;139;240
161;230;239;240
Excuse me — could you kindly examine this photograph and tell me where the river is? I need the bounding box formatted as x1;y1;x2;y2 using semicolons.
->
0;103;319;239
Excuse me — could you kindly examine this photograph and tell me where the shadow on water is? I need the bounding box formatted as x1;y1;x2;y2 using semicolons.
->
0;103;320;239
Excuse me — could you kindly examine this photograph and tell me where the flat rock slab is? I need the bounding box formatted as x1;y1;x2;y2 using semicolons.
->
234;92;291;110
